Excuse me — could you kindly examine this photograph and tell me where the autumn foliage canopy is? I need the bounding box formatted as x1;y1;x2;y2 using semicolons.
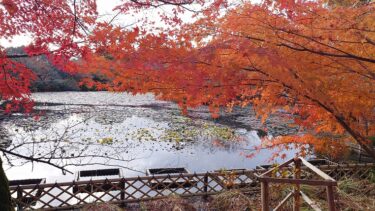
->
1;0;374;159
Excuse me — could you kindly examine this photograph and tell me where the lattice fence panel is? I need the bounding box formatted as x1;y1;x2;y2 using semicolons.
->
10;170;259;210
9;164;374;210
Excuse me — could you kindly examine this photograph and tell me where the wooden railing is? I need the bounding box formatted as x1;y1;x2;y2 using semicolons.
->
10;170;262;210
258;157;339;211
9;162;375;210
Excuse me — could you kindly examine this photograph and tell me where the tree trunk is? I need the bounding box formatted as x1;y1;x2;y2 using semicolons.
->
354;136;375;161
0;157;13;211
334;116;375;161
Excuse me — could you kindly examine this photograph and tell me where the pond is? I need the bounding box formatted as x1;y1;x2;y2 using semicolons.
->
1;92;298;182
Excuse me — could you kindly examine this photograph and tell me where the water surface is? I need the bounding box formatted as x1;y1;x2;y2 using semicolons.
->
1;92;298;182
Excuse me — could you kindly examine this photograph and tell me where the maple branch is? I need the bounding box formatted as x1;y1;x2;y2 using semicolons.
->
272;27;375;64
239;22;375;81
287;67;339;112
2;54;44;59
128;0;198;12
278;42;375;64
130;0;194;7
236;23;375;64
146;82;261;91
108;10;122;25
2;114;147;175
325;57;375;80
301;94;375;159
34;0;90;36
71;0;77;40
156;0;194;6
0;148;73;174
1;65;17;96
241;61;375;158
365;37;375;46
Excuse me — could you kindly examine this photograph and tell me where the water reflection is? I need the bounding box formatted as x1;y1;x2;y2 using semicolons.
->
1;92;298;182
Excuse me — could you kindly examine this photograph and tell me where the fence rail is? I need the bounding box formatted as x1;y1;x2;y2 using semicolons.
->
259;157;338;211
10;162;375;210
10;170;262;210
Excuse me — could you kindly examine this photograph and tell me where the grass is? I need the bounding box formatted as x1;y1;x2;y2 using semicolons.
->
210;189;258;211
139;194;196;211
300;176;375;211
335;177;375;210
81;203;123;211
77;169;375;211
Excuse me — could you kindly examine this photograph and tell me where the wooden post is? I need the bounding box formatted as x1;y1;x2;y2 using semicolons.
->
17;186;23;211
120;179;126;208
261;180;269;211
294;158;301;211
326;185;336;211
203;173;208;200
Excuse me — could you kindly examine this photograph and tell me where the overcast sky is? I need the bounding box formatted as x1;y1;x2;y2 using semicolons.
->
1;0;256;48
0;0;131;48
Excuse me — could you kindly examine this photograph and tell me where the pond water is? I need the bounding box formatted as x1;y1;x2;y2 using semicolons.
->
1;92;298;183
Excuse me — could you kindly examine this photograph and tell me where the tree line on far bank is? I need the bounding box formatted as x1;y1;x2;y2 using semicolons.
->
6;47;107;92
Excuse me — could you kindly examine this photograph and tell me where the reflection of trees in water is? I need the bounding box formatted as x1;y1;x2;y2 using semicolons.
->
1;100;298;176
94;109;127;125
1;106;92;132
2;114;145;174
0;127;11;149
197;137;249;154
2;106;252;174
92;106;170;125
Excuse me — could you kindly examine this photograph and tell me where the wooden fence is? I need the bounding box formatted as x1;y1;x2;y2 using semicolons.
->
10;162;375;210
259;157;338;211
10;170;262;210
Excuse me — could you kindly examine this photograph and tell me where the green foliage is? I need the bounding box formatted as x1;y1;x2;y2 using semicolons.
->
338;178;362;194
131;128;156;142
205;125;235;141
161;128;198;143
369;168;375;184
97;137;114;145
6;46;110;92
129;116;238;145
31;79;80;92
369;136;375;146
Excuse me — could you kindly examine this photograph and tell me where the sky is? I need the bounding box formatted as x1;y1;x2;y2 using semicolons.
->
0;0;127;48
0;0;257;48
0;0;208;48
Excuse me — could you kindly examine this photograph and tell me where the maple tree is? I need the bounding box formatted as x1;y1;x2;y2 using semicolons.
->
0;0;217;112
0;0;374;170
78;0;375;159
0;0;373;209
0;1;221;209
0;0;97;112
